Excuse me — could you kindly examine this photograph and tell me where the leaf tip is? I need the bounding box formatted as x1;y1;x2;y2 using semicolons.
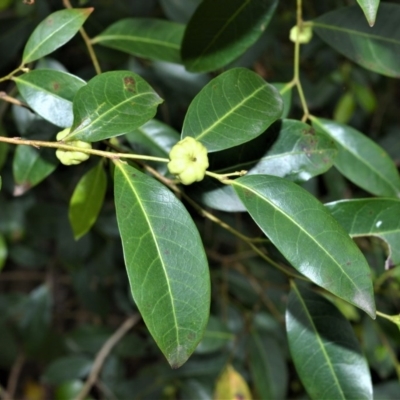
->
167;344;191;369
354;290;376;319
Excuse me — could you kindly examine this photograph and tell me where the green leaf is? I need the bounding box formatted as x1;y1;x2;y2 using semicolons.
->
14;69;86;128
42;355;93;385
231;175;376;317
0;234;7;272
313;4;400;77
326;198;400;268
114;161;210;368
13;145;57;195
195;316;233;354
67;71;163;142
286;283;373;400
160;0;201;23
357;0;380;27
248;331;288;400
182;68;283;152
69;162;107;240
23;8;93;64
273;83;292;119
312;118;400;197
181;0;278;72
92;18;185;63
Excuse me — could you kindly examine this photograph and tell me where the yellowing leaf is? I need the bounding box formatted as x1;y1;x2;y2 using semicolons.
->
214;365;252;400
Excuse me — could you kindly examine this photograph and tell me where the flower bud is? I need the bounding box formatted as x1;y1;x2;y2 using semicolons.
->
168;137;209;185
55;128;92;166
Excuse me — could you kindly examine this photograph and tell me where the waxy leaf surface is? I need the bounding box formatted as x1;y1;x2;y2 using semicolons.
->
357;0;380;26
114;161;210;367
326;198;400;268
313;118;400;197
67;71;163;142
181;0;278;72
14;69;86;128
69;162;107;240
93;19;185;63
313;4;400;77
23;8;93;63
286;284;373;399
232;175;376;317
182;68;282;152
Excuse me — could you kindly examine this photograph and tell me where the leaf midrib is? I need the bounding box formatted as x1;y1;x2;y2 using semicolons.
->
116;162;180;348
93;34;180;49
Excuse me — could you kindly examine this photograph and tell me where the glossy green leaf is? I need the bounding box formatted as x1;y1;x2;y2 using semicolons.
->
23;8;93;64
189;119;337;212
0;234;7;272
125;119;179;160
313;4;400;77
326;198;400;268
286;283;373;400
248;331;287;400
114;161;210;367
273;83;292;119
312;118;400;197
231;175;376;317
14;69;86;128
92;18;185;63
67;71;163;142
181;0;278;72
182;68;283;152
13;145;57;195
69;162;107;240
357;0;380;27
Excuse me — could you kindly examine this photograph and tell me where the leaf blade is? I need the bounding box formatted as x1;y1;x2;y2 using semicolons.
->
114;161;210;367
326;198;400;268
312;118;400;197
182;68;283;152
14;69;86;128
67;71;163;142
181;0;278;72
23;8;93;64
356;0;380;27
232;174;376;317
92;18;185;63
69;162;107;240
286;283;373;400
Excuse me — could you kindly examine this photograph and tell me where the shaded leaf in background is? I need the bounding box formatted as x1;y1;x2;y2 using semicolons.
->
188;119;337;212
232;175;376;317
313;4;400;77
13;145;57;195
326;198;400;268
286;283;373;400
69;162;107;240
312;118;400;197
357;0;380;26
114;161;210;368
67;71;163;142
182;68;283;152
181;0;278;72
160;0;201;23
14;69;86;128
42;355;93;385
214;365;252;400
23;8;93;64
0;234;7;271
249;331;287;400
93;19;185;64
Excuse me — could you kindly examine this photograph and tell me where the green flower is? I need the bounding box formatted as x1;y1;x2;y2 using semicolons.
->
289;24;313;44
55;128;92;166
168;137;209;185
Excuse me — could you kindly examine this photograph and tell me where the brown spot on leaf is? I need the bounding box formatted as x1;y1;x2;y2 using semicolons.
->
53;82;60;91
124;76;136;92
303;127;315;136
235;394;245;400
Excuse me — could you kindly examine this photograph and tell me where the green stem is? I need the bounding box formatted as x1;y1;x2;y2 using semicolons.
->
376;310;400;325
0;65;24;84
0;136;169;163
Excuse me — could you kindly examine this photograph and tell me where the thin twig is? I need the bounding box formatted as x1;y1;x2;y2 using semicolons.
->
74;314;140;400
4;353;25;400
62;0;101;75
0;91;32;111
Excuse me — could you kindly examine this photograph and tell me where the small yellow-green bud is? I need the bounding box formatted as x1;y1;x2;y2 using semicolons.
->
290;24;313;44
168;137;209;185
55;128;92;166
